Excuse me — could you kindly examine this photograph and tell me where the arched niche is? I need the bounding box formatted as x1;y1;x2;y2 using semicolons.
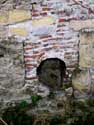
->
37;58;66;89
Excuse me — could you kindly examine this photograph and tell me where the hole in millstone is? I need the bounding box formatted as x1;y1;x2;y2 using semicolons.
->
37;58;66;90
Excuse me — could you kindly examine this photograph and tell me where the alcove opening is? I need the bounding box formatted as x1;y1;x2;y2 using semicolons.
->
37;58;66;89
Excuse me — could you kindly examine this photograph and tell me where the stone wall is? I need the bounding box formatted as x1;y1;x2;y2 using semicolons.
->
72;30;94;99
0;38;25;106
0;0;94;106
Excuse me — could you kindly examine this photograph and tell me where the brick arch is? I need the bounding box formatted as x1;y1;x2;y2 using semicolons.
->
37;51;66;68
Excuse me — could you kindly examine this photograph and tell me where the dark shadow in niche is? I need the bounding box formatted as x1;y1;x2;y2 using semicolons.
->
37;58;66;90
0;45;6;58
0;54;4;58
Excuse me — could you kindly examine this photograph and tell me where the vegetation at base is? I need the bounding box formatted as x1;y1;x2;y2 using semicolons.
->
1;101;33;125
62;99;94;125
48;91;55;99
63;83;72;90
31;95;42;106
49;114;63;125
0;99;94;125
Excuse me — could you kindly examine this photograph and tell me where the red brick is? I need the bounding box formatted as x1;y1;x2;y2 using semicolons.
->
25;60;32;63
24;47;32;50
34;45;40;48
25;64;37;68
42;8;51;11
32;10;38;13
43;39;48;42
25;52;45;59
40;35;52;39
37;52;45;58
59;18;65;22
25;77;37;80
56;29;61;32
25;55;32;58
40;48;45;52
40;12;47;16
57;10;64;15
45;47;52;51
32;13;39;17
57;24;63;28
